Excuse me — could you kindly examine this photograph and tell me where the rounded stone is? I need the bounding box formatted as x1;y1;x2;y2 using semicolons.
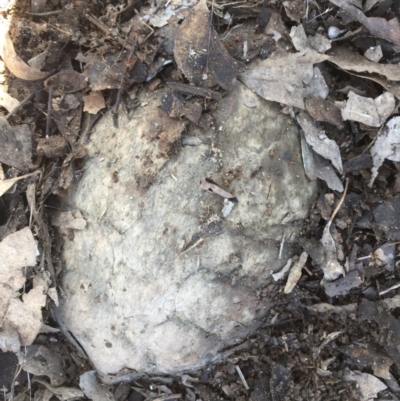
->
59;81;318;375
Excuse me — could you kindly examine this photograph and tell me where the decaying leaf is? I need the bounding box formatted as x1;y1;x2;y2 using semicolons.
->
341;91;395;127
305;97;343;127
324;270;362;297
0;117;32;171
0;33;51;81
297;111;343;173
329;0;400;51
34;378;84;401
45;70;87;94
174;0;240;89
240;51;328;109
369;116;400;187
284;252;308;293
21;345;67;386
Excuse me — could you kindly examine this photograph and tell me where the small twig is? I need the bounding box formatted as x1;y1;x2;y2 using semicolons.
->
278;232;285;260
45;85;54;138
5;89;42;120
328;178;349;224
26;10;63;16
235;365;250;390
180;238;204;256
379;282;400;296
168;82;222;101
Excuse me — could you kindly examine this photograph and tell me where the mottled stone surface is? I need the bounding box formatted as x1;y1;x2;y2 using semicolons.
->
59;81;318;375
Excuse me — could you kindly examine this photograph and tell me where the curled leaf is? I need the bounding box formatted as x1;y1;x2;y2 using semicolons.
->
1;33;51;81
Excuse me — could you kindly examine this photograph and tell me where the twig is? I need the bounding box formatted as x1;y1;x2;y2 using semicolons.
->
235;365;250;390
180;238;204;256
26;10;63;16
45;85;54;138
328;178;349;224
278;232;285;260
379;282;400;296
167;82;222;101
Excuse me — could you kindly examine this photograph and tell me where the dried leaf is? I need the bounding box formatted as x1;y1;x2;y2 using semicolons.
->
343;370;387;401
290;25;312;52
80;371;113;401
0;33;51;81
0;88;20;112
284;252;308;293
308;33;332;54
364;45;382;62
329;0;400;50
297;111;343;173
0;172;37;197
83;91;106;114
5;286;46;345
174;0;240;89
328;46;400;81
0;117;32;171
369;116;400;187
320;221;345;281
0;227;37;290
52;211;87;231
240;50;328;109
341;91;395;127
300;134;344;191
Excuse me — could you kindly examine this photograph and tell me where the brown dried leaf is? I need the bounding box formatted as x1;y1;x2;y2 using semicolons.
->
1;33;51;81
0;117;32;171
305;97;343;127
174;0;240;89
83;91;106;114
329;0;400;50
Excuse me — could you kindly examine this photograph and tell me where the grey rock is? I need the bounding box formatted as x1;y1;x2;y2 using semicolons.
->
59;81;318;375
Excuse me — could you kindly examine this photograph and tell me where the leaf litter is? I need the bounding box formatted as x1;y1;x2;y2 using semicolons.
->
1;0;400;399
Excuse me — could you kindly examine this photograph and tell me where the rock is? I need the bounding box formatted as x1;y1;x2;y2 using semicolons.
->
58;81;318;375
